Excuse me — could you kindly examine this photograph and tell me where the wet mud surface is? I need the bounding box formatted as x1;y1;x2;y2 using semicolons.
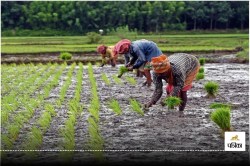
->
2;61;249;165
1;52;247;64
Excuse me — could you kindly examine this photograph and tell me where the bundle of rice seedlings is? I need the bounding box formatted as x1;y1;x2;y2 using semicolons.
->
59;52;72;60
196;73;204;80
210;107;231;132
117;66;129;78
164;96;182;109
204;81;219;98
199;58;206;66
199;67;204;73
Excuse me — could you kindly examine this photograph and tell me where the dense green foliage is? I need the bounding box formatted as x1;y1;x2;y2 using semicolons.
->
199;58;206;66
1;1;248;36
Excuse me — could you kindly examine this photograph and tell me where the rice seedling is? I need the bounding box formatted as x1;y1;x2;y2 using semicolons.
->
199;67;204;73
87;63;104;161
38;112;52;131
164;96;182;109
88;117;98;129
210;102;231;109
57;64;75;106
1;134;13;149
101;73;111;85
210;107;231;133
44;104;56;116
117;66;129;78
196;72;205;80
112;75;123;85
94;61;101;66
21;127;43;160
129;99;144;116
125;76;137;85
199;58;206;66
60;64;84;159
7;124;20;141
25;127;43;150
108;99;122;115
88;125;104;145
59;52;72;60
204;81;219;98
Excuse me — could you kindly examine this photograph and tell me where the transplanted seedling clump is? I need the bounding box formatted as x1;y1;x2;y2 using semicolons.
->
196;72;204;80
204;81;219;98
108;99;122;115
210;107;232;134
130;99;144;116
59;52;72;60
199;67;204;73
164;96;182;109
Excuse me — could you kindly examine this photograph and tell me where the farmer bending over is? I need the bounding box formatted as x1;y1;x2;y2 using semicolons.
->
144;53;200;117
97;45;117;67
113;39;163;87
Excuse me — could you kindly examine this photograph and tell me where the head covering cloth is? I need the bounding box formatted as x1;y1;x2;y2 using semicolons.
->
113;39;131;56
97;45;107;54
150;54;170;73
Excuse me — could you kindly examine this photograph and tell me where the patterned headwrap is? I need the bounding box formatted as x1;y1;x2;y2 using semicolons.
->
97;45;107;54
150;54;170;73
113;39;131;56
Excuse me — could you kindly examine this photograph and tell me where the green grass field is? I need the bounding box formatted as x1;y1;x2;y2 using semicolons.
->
1;33;248;54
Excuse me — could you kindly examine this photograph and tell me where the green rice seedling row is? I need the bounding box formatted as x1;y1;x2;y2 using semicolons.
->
87;63;104;161
1;62;248;163
1;65;65;150
59;63;84;161
1;64;56;125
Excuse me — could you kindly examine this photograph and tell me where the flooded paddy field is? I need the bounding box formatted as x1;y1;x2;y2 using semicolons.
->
1;58;249;165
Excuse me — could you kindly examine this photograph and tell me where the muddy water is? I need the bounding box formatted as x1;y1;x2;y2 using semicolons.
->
3;63;249;165
91;63;249;164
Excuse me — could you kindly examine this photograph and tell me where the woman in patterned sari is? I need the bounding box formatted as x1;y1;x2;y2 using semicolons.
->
144;53;200;117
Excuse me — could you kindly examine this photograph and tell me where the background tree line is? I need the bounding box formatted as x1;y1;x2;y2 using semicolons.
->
1;1;249;36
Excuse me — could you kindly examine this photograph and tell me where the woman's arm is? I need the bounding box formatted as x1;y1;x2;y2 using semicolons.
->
146;72;163;107
172;72;185;96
